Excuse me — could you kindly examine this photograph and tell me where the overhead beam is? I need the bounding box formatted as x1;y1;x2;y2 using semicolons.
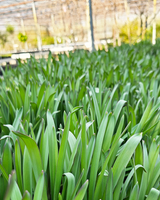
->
0;0;47;9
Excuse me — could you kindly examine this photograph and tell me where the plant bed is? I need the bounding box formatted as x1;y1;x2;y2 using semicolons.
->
0;41;160;200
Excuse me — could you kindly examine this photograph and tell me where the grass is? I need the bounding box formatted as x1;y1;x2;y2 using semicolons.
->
0;41;160;199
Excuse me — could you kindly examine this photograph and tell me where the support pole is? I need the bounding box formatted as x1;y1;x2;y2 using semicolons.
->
21;18;28;51
152;0;156;45
87;0;95;51
142;15;145;40
51;14;57;45
124;0;131;43
32;1;42;51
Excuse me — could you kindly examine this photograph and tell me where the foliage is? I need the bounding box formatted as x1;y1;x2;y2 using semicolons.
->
0;32;8;47
120;19;139;43
6;25;14;35
18;32;28;43
0;41;160;199
42;36;55;45
119;18;160;43
0;25;14;48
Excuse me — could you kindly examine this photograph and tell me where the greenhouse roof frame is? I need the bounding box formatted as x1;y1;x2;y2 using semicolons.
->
0;0;160;52
0;0;159;27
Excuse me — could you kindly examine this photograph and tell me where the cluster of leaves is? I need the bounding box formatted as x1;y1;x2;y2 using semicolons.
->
18;33;28;43
1;41;160;199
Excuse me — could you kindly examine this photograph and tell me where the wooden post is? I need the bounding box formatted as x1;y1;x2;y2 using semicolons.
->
152;0;156;45
51;14;57;45
21;18;28;51
142;15;145;40
124;0;131;43
113;2;116;47
138;14;141;38
32;1;42;51
115;13;121;46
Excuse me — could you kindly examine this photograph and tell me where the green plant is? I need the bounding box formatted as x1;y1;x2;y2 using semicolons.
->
0;42;160;199
18;32;28;43
42;36;55;45
0;32;8;47
6;25;14;35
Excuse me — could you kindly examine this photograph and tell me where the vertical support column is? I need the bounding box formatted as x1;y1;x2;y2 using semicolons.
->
142;15;146;40
152;0;156;45
86;0;95;51
124;0;131;43
138;14;141;38
32;1;42;51
86;0;91;46
114;12;121;47
51;14;57;45
117;1;122;46
21;18;28;51
113;12;117;47
89;0;95;51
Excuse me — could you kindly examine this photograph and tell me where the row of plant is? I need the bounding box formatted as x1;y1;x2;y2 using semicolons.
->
0;41;160;200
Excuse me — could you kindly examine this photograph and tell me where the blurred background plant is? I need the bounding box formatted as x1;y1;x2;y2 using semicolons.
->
18;32;28;43
0;32;8;47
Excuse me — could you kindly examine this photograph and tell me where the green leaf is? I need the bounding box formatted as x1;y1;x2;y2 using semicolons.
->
24;84;30;117
23;147;32;195
113;100;127;124
112;133;142;188
4;171;22;200
33;171;45;200
146;188;160;200
129;182;139;200
138;141;148;200
2;140;12;176
15;140;23;193
134;99;153;134
89;113;108;200
22;191;31;200
48;112;58;199
113;169;125;200
71;169;84;200
54;114;70;199
11;181;22;200
81;117;87;182
0;163;9;181
74;180;89;200
102;114;115;152
105;170;113;200
37;82;45;108
90;85;101;127
64;172;75;200
120;165;146;200
40;124;49;171
13;131;43;181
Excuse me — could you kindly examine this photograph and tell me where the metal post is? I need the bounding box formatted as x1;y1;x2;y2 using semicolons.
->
152;0;156;45
32;1;42;51
88;0;95;51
